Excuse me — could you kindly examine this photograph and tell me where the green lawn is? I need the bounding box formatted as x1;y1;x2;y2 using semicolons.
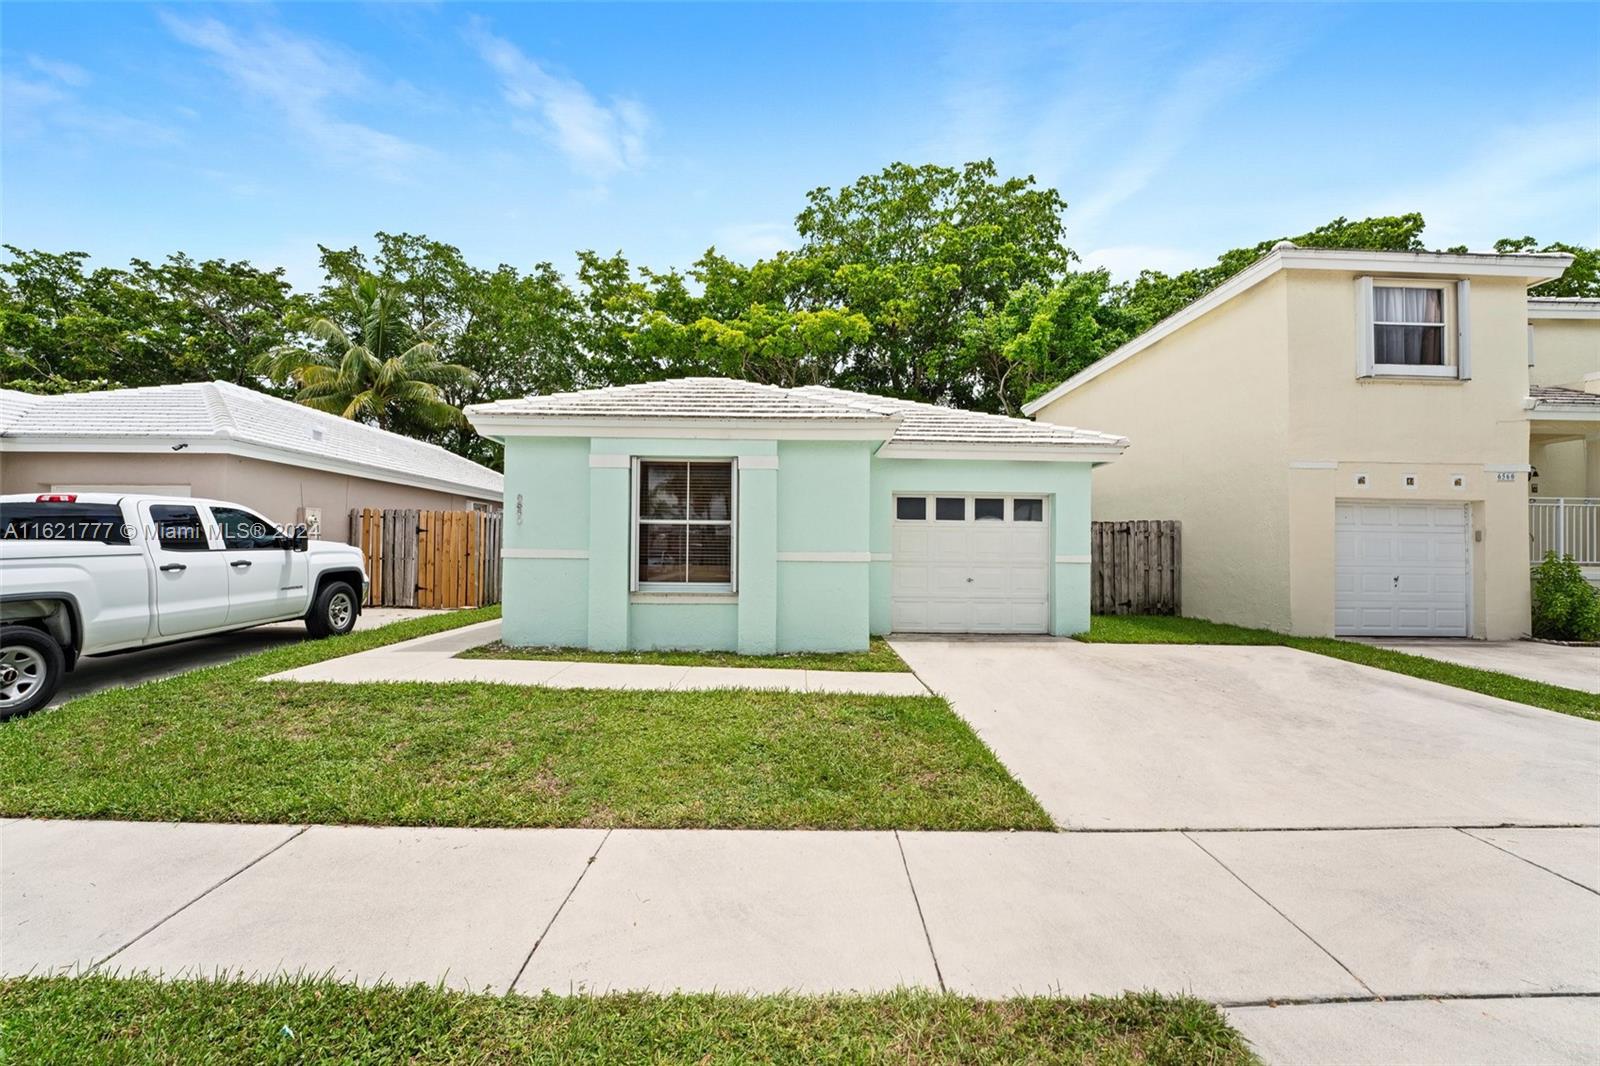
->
459;637;911;672
0;607;1045;830
1084;615;1600;723
0;976;1256;1065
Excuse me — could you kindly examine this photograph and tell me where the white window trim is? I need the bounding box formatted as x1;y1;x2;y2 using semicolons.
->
1361;277;1465;380
629;457;739;594
892;493;1049;526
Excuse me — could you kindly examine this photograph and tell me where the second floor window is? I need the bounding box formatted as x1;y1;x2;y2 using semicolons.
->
1374;285;1447;368
1358;276;1468;380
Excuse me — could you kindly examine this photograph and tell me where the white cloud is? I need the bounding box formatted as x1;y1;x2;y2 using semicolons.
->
1067;33;1298;231
161;13;423;173
924;8;1311;249
713;222;796;261
26;55;91;87
467;19;649;180
3;62;178;145
1376;111;1600;248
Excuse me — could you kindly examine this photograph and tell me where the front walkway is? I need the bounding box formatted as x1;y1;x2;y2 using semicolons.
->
1370;637;1600;693
4;818;1597;1063
263;621;929;696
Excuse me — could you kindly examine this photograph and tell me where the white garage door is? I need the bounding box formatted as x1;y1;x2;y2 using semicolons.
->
891;494;1050;633
1334;501;1469;637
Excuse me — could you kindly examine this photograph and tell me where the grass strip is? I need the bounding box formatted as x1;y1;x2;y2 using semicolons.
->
0;974;1257;1065
458;637;911;673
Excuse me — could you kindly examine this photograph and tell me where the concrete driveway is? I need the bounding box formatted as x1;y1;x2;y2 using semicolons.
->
51;608;445;707
890;636;1600;1060
889;638;1600;830
1372;638;1600;693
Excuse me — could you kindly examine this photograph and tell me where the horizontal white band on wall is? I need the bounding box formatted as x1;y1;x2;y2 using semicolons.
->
502;548;589;560
776;552;872;563
870;552;892;562
1054;554;1091;564
1483;463;1533;473
739;455;780;470
588;453;631;468
1288;460;1338;470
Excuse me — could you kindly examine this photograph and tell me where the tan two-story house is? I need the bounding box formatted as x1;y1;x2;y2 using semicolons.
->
1024;245;1579;641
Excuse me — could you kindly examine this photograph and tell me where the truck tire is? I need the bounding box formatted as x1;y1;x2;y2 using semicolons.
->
0;625;65;720
306;581;359;638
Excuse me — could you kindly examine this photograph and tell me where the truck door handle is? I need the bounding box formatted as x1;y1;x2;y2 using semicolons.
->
230;560;253;569
159;563;187;573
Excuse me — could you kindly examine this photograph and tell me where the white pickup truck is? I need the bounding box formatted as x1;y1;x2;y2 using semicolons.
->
0;492;369;718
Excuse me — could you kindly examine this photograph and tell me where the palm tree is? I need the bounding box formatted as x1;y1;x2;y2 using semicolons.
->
255;275;476;433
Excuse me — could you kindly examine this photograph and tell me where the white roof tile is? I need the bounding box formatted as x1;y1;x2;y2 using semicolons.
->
468;377;1127;452
792;385;1127;448
0;381;502;497
468;377;888;421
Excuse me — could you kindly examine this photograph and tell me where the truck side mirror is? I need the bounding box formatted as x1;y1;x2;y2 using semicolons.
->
291;526;309;552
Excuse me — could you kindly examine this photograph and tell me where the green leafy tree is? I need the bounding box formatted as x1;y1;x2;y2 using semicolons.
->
0;246;292;391
793;160;1075;410
1109;214;1429;332
311;232;584;464
256;275;477;434
1493;236;1599;298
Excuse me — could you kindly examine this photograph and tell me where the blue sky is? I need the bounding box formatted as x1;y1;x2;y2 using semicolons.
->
4;3;1597;289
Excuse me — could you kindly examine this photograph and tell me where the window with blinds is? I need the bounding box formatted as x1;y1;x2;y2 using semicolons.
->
635;460;735;588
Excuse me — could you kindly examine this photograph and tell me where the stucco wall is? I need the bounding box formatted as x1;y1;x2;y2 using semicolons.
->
1529;318;1600;388
1031;268;1544;639
1283;272;1533;639
0;450;492;543
497;434;1100;652
1030;271;1294;631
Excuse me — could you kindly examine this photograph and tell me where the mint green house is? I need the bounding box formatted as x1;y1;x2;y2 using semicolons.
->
466;379;1126;653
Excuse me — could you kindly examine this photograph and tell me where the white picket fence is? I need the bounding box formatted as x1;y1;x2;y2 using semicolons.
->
1530;497;1600;565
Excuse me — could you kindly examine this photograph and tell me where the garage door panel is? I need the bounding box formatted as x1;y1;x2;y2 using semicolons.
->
892;495;1050;635
892;565;929;595
1335;500;1469;638
896;528;931;558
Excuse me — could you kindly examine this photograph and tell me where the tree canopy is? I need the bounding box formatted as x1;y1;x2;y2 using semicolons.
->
3;161;1595;468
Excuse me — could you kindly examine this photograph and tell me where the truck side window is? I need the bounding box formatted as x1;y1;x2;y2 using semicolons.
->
212;506;290;550
0;503;131;544
150;505;211;552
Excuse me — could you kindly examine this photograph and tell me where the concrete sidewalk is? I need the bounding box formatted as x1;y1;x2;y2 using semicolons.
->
4;819;1597;1062
262;620;929;696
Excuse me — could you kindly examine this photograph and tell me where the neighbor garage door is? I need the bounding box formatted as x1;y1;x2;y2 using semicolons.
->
1334;501;1469;637
891;494;1050;633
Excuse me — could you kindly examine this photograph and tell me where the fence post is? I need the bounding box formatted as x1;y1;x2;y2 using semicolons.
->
1556;497;1566;559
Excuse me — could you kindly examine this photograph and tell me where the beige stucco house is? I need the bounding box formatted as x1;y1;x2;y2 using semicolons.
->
0;381;502;541
1025;245;1588;640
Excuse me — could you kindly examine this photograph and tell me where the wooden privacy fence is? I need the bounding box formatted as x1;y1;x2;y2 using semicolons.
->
349;508;503;609
1091;520;1181;616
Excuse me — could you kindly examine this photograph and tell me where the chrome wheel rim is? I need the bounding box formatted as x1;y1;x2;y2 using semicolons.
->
329;592;354;631
0;645;46;709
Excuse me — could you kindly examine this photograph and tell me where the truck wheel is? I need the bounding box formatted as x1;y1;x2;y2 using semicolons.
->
0;625;65;721
306;581;359;638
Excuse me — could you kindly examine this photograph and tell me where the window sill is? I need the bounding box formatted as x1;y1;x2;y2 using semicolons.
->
631;590;737;605
1360;372;1465;385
